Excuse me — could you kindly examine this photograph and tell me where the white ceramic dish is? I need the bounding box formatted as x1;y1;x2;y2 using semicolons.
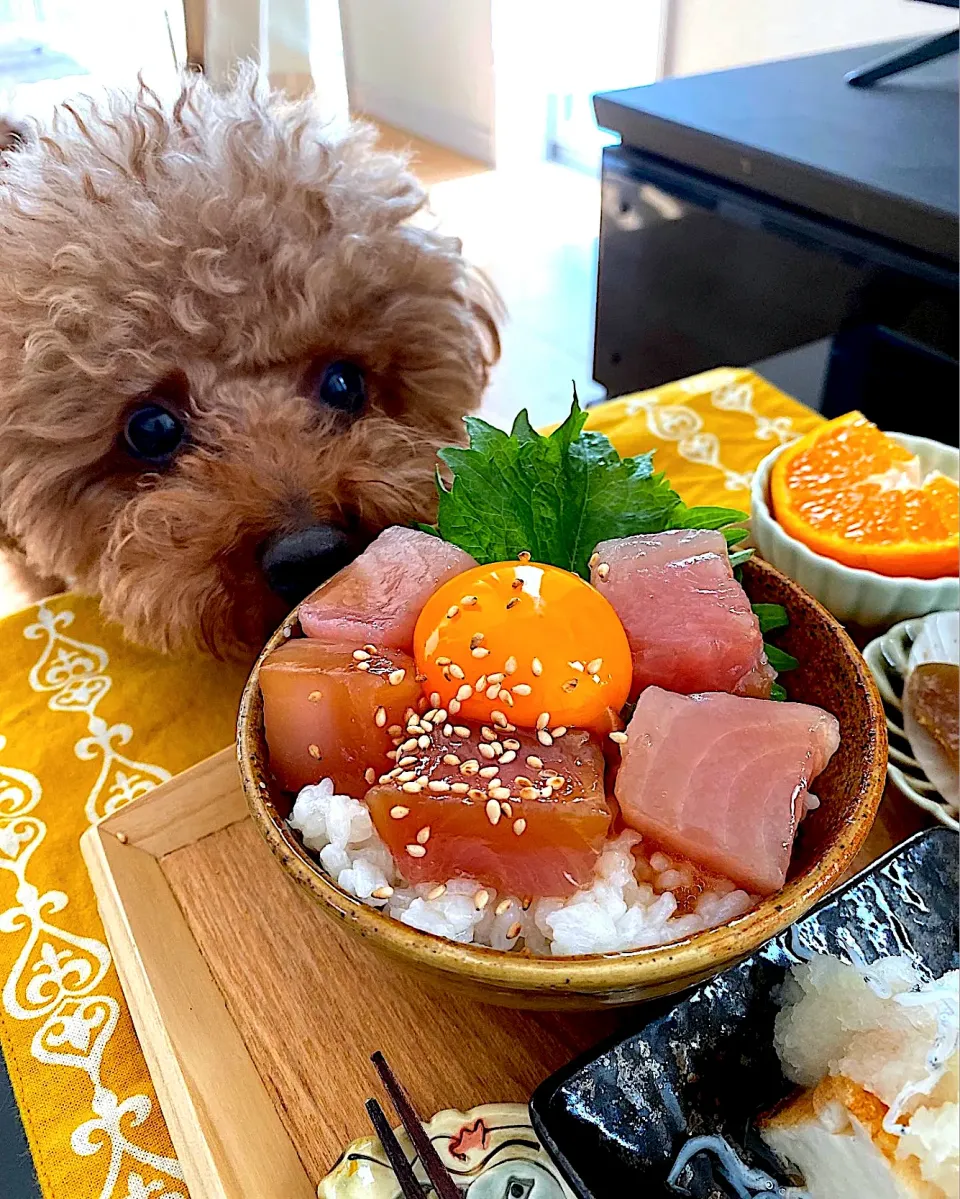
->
750;432;959;628
863;612;959;831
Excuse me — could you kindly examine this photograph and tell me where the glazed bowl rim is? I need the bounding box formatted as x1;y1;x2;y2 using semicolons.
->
238;555;887;996
750;432;960;589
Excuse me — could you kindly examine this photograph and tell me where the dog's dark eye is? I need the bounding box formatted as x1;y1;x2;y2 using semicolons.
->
123;404;185;463
311;360;366;416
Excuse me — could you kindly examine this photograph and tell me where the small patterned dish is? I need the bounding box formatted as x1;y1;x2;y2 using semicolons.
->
318;1103;574;1197
863;611;959;830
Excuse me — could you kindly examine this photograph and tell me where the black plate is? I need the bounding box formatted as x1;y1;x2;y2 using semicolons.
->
530;827;959;1199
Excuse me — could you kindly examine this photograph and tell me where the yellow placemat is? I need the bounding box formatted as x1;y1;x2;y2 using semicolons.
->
0;367;821;1197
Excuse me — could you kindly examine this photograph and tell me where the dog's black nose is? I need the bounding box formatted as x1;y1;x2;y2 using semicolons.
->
260;525;354;605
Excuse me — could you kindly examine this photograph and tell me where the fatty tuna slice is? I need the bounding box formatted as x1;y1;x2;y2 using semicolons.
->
260;640;422;795
365;725;611;897
591;529;775;699
615;687;840;895
299;527;476;652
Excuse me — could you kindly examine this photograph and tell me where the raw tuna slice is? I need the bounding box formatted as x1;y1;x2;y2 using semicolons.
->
300;527;476;652
365;724;611;897
260;640;422;795
615;687;840;895
591;529;775;699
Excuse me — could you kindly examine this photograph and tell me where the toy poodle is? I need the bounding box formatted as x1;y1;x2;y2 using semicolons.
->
0;70;500;656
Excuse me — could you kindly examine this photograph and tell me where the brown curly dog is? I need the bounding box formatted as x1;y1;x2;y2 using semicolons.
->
0;70;500;656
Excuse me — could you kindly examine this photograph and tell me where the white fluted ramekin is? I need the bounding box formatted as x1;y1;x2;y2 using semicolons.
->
751;432;959;629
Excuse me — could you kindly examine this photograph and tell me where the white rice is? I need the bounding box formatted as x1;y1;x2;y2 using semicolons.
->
289;778;755;956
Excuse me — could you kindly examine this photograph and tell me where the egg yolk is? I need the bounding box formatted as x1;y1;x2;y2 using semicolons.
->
413;560;632;732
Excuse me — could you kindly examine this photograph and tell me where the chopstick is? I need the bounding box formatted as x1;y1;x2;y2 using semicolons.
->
371;1051;461;1199
364;1098;424;1199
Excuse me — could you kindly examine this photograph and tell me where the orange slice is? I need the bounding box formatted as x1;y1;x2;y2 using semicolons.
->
770;412;958;579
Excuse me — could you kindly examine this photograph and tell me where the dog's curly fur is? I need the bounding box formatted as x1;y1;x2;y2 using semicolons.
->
0;70;500;656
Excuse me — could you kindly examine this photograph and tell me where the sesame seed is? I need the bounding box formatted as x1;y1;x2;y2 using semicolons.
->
513;818;527;836
487;672;504;684
485;684;500;699
531;657;543;676
486;799;501;825
308;744;321;759
364;767;376;784
517;550;531;563
504;739;520;751
451;782;470;794
448;663;465;680
461;594;478;607
399;738;418;753
435;709;447;723
586;657;603;674
453;725;471;737
499;750;517;765
416;826;431;844
427;884;446;901
390;806;410;819
588;551;600;569
446;605;460;619
397;771;417;782
478;766;499;779
536;711;551;730
471;646;490;658
468;788;486;801
515;775;532;787
609;731;629;744
386;751;399;761
420;719;434;733
504;656;518;674
569;660;585;672
442;753;461;766
475;674;488;692
448;698;461;714
401;781;423;794
495;898;512;916
501;802;513;817
491;710;509;728
519;786;539;800
499;689;514;706
417;735;431;749
480;726;496;741
363;644;377;654
455;684;473;702
552;726;568;738
436;656;451;667
374;707;387;727
398;756;417;767
512;683;532;696
474;889;490;910
406;844;427;858
596;562;610;580
490;786;511;800
507;921;522;940
428;780;450;793
388;669;406;686
356;661;370;671
470;632;485;648
562;679;578;693
371;885;394;900
443;723;454;737
353;649;370;661
537;730;554;747
308;690;322;703
506;598;520;609
592;674;601;684
460;759;480;775
478;743;496;760
388;724;403;737
548;775;565;789
492;740;504;754
526;755;543;769
429;691;441;707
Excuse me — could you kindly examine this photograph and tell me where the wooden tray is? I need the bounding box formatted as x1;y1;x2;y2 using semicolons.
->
80;748;929;1199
